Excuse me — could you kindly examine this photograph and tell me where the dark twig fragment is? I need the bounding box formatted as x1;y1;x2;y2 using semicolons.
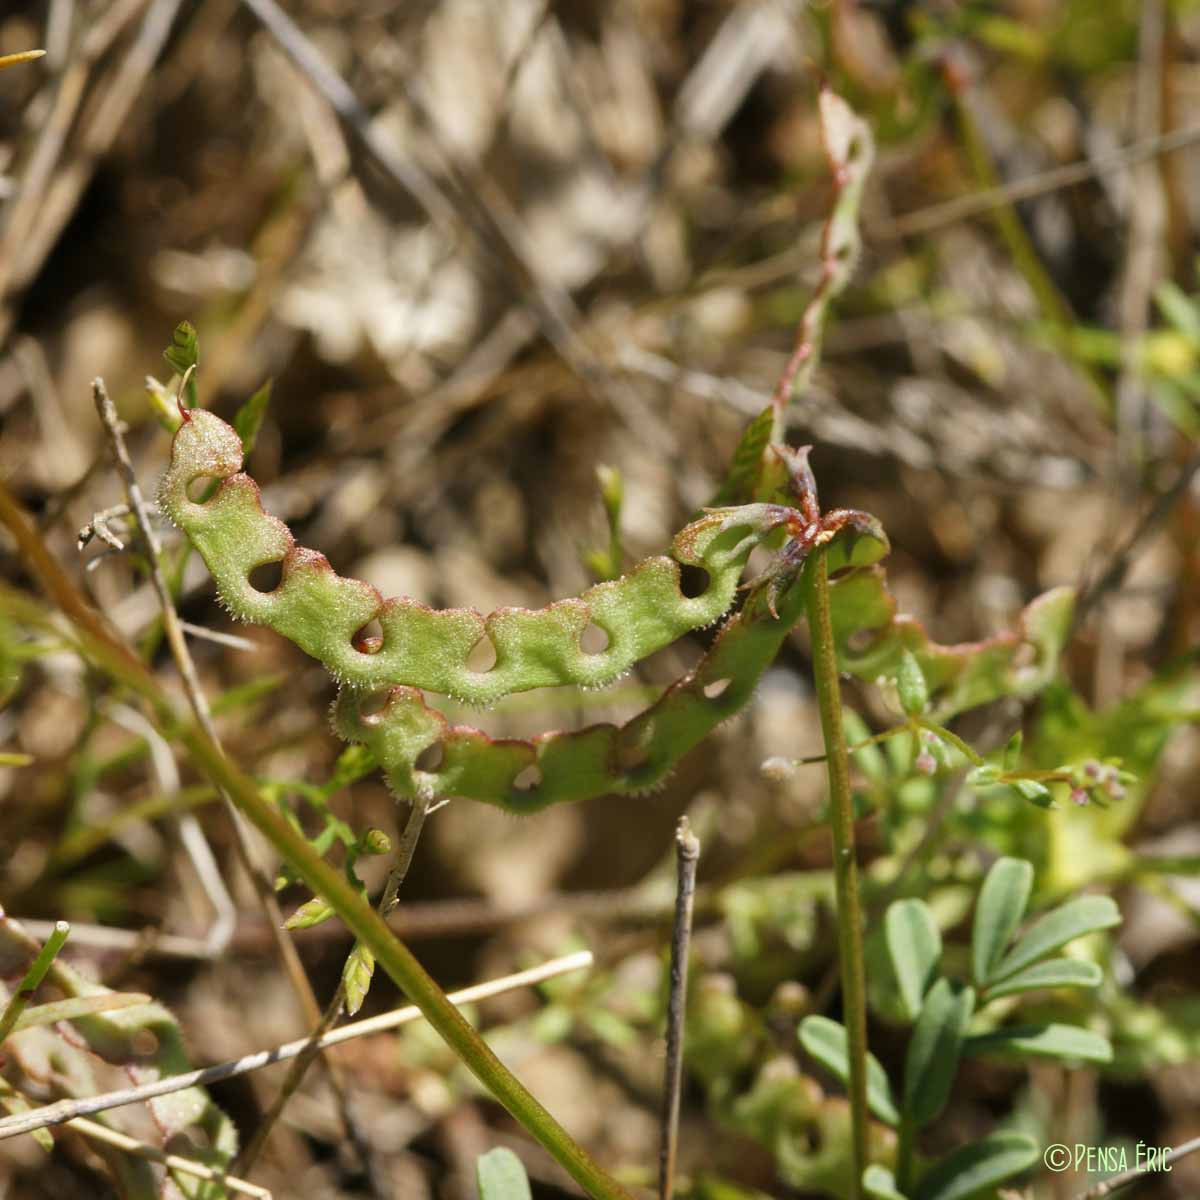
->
659;816;700;1200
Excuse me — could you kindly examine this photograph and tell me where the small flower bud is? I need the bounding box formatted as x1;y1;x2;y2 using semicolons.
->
1002;730;1023;770
896;649;929;716
360;828;391;855
595;464;623;523
915;750;936;776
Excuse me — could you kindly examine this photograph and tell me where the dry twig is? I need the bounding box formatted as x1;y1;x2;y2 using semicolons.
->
65;1116;272;1200
0;951;593;1141
658;817;699;1200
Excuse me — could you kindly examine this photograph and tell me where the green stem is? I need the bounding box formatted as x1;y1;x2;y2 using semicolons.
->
188;739;630;1198
0;921;70;1046
1129;854;1200;876
791;722;912;767
805;549;869;1197
914;717;985;767
0;485;633;1200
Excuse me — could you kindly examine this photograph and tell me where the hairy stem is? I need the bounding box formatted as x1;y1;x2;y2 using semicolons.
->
805;548;869;1196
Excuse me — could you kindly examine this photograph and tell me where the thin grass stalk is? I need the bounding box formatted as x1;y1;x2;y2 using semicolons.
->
0;921;69;1046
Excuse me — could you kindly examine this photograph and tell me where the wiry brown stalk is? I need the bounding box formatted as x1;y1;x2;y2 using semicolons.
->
769;88;872;442
90;381;376;1184
658;817;700;1200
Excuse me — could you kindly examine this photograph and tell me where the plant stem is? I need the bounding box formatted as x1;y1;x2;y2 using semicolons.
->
791;722;912;766
805;548;869;1198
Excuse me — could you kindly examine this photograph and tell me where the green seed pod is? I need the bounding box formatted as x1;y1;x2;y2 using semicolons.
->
159;410;789;706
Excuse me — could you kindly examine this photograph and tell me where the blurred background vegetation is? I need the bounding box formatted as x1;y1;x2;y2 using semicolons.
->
0;1;1198;1198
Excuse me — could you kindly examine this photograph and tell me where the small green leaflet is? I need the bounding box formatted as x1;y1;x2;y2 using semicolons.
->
712;405;775;506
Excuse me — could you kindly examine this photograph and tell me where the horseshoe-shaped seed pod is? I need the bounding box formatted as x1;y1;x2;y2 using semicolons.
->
159;410;792;705
330;559;822;813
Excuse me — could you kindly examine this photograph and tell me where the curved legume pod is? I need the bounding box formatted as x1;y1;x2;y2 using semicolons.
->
332;520;890;814
158;410;790;705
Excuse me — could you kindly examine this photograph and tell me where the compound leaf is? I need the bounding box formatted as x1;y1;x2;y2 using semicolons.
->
992;895;1121;982
971;858;1032;985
